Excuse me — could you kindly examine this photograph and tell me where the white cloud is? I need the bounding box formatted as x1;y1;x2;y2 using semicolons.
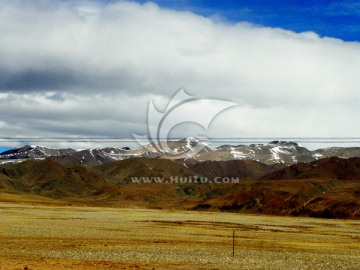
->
0;0;360;147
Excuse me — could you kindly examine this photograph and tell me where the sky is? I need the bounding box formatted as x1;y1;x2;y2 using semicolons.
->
0;0;360;150
134;0;360;41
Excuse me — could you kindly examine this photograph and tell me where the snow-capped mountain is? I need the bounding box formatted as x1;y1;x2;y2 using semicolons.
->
197;141;318;165
1;139;360;167
198;141;360;165
0;145;77;164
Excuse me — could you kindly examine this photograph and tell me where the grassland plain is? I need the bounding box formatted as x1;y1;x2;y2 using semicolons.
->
0;196;359;269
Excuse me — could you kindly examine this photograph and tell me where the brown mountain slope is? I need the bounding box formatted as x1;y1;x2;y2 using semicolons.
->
189;160;278;179
192;157;360;219
261;157;360;180
0;172;18;191
1;158;359;219
0;159;211;209
193;178;360;219
94;158;197;184
0;160;116;198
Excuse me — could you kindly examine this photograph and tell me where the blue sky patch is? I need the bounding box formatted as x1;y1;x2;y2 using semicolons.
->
0;147;12;154
130;0;360;41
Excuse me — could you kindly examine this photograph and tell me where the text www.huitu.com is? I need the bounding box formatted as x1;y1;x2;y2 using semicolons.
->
131;176;240;184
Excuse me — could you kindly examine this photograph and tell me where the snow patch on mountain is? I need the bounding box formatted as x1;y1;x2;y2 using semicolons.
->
230;147;247;159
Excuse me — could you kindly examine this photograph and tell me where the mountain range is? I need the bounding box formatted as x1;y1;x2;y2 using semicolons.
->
0;145;359;219
2;138;360;167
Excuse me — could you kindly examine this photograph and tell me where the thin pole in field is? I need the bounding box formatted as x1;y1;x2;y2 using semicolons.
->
232;229;235;257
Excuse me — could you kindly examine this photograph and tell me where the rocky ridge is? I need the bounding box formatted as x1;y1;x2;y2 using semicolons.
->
1;138;360;167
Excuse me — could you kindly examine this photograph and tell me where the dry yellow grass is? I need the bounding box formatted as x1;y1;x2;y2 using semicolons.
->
0;199;359;269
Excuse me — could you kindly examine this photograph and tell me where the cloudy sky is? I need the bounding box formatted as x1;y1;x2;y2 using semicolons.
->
1;0;360;150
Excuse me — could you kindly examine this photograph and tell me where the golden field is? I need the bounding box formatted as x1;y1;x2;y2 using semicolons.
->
0;194;359;270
